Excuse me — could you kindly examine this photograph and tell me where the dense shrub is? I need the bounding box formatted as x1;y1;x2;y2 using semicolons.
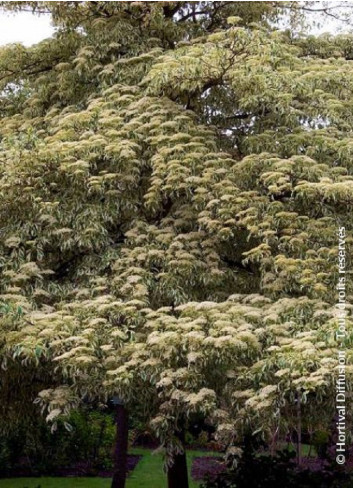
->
201;449;353;488
0;409;115;476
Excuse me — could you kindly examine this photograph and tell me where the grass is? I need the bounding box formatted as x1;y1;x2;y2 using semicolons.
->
278;442;317;457
0;448;217;488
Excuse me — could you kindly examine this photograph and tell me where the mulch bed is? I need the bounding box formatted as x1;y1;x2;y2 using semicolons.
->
191;456;225;481
54;454;142;477
2;454;142;478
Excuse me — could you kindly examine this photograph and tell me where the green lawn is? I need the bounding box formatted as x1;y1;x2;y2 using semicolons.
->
278;443;317;457
0;448;217;488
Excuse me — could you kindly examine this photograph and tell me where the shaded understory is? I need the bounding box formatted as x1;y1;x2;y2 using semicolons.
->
0;448;218;488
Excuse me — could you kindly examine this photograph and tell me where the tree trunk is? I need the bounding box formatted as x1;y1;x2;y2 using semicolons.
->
111;404;129;488
167;430;189;488
296;391;302;465
270;426;279;457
